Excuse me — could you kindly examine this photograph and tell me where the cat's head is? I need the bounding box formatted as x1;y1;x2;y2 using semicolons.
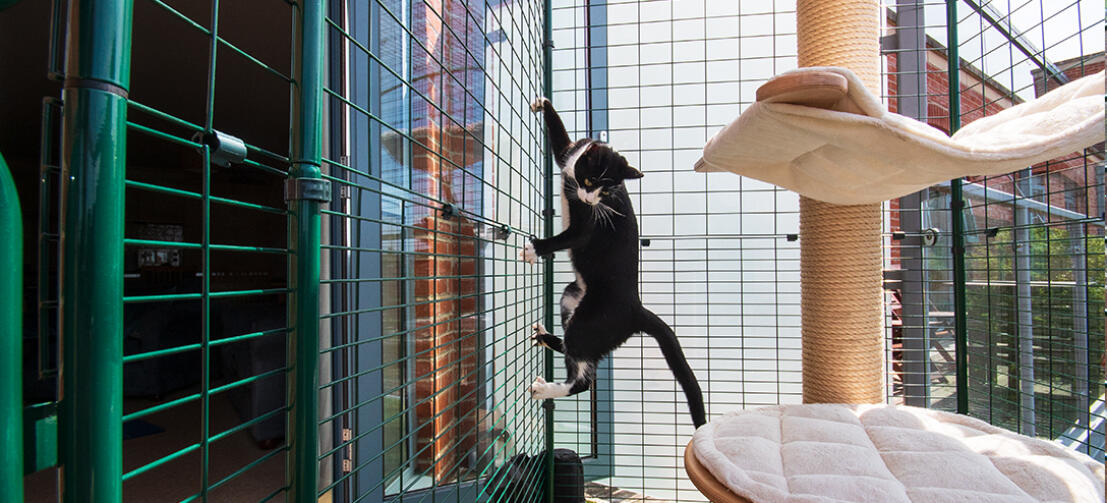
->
572;142;642;205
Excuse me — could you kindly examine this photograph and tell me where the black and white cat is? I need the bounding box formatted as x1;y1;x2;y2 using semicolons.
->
521;97;706;428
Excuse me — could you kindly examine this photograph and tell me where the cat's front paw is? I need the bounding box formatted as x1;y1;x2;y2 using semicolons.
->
531;323;549;347
530;96;549;113
521;241;537;264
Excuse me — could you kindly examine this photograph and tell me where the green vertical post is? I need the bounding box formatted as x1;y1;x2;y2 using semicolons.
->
945;0;969;415
288;0;328;501
541;1;556;501
58;1;133;501
0;152;24;501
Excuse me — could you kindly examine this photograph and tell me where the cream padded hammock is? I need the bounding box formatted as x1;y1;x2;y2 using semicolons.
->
694;67;1105;205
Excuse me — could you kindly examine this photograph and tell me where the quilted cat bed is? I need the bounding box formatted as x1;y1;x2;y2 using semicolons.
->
687;404;1105;503
694;67;1105;205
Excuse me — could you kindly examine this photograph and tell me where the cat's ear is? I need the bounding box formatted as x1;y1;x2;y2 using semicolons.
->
623;163;644;179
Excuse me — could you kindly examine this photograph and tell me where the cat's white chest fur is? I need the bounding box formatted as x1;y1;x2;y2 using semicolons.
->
559;142;591;298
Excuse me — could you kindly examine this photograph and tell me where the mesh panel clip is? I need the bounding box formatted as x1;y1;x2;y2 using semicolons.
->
194;130;247;168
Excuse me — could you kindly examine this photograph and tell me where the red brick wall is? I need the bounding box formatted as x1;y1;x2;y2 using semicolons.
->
412;214;479;479
408;0;483;481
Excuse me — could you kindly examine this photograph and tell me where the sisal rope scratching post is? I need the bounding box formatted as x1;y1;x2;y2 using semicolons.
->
797;0;884;404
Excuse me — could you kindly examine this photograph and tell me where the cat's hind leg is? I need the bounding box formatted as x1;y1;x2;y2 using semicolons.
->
530;323;564;353
528;359;594;400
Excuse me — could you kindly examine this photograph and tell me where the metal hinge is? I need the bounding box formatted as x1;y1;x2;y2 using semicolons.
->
285;177;332;203
342;428;353;473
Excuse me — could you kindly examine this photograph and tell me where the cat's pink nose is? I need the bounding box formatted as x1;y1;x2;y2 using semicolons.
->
576;187;599;205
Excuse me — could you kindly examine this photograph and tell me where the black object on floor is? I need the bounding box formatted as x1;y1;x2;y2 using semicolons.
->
553;448;584;502
122;419;165;440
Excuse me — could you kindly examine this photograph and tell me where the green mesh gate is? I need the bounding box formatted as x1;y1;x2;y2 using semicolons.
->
7;0;552;501
32;0;304;500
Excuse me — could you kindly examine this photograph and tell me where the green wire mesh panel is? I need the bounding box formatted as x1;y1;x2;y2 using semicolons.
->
949;0;1102;459
884;0;1104;462
554;1;1105;501
318;1;548;501
28;1;301;500
119;1;296;500
551;1;803;501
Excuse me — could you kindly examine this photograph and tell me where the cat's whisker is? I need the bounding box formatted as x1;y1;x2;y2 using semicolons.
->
593;202;619;229
600;202;624;218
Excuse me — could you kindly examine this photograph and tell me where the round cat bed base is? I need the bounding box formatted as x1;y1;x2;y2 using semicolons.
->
685;439;750;503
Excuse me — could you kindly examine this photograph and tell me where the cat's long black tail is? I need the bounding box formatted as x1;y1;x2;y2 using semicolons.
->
636;308;707;428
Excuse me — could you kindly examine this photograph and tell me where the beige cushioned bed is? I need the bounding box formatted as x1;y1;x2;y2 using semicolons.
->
689;404;1104;503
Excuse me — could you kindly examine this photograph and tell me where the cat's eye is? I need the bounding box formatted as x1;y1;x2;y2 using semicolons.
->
583;179;593;187
601;189;610;196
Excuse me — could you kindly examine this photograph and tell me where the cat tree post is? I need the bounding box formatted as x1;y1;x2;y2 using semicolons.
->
796;0;884;404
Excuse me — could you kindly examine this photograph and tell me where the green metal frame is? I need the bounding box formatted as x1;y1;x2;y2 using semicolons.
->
541;1;557;501
0;151;24;501
57;1;133;501
288;0;327;500
944;0;970;415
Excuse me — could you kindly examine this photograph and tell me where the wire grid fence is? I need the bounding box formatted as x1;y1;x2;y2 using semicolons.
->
551;0;1104;501
550;1;804;501
13;0;1104;502
32;0;299;500
119;1;296;500
317;0;549;501
883;0;1104;461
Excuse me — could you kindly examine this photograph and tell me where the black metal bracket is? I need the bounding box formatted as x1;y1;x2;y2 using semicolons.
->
542;208;555;218
439;203;457;219
285;177;332;203
640;239;651;247
495;224;512;241
786;233;799;242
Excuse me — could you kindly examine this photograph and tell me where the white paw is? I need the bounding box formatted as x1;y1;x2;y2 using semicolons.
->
528;376;546;398
529;377;568;400
530;96;549;113
531;323;548;347
521;242;537;264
